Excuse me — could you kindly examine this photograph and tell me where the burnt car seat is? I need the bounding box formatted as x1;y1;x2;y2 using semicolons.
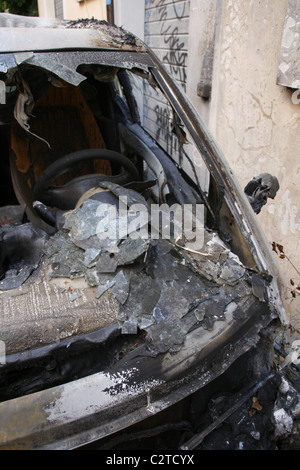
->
9;82;111;231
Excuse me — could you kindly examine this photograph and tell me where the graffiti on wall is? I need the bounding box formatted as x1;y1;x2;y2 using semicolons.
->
145;0;189;89
144;0;190;161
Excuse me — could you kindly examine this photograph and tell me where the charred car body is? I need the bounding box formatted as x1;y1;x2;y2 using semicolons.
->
0;14;290;449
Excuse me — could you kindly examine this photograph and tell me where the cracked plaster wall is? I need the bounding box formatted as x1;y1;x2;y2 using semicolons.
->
203;0;300;329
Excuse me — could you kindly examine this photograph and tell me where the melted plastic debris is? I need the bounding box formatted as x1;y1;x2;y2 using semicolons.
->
111;270;130;304
244;173;280;215
0;223;49;291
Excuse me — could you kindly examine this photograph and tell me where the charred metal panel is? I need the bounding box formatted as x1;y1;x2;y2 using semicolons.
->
0;297;271;450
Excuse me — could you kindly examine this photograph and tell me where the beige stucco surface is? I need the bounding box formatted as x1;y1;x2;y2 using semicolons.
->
38;0;107;21
207;0;300;328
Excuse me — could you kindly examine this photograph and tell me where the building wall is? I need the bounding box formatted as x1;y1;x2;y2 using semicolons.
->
38;0;107;20
185;0;217;125
38;0;55;17
64;0;107;20
144;0;190;92
208;0;300;328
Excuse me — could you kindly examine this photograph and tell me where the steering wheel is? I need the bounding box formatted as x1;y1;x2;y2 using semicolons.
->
33;149;140;210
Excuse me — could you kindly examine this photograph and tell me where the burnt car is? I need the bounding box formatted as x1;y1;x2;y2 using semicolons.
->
0;13;290;449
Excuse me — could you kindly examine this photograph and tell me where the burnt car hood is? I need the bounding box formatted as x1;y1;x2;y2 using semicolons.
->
0;14;290;450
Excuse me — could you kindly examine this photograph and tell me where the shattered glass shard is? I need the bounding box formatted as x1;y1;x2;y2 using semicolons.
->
95;279;115;299
154;285;190;321
121;318;138;335
63;198;119;252
115;237;149;265
111;270;130;304
83;247;101;267
149;320;186;353
84;269;100;287
47;231;85;279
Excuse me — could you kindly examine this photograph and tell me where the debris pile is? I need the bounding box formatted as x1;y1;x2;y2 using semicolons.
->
46;183;269;354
